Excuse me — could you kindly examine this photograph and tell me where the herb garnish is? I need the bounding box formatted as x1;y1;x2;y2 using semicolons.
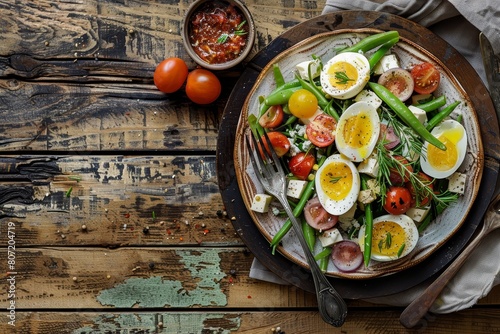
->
335;71;353;84
217;20;247;44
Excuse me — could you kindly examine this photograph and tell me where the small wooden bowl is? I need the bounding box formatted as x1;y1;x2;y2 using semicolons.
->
182;0;255;70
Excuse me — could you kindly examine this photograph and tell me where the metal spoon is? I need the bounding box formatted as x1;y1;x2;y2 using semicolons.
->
399;193;500;328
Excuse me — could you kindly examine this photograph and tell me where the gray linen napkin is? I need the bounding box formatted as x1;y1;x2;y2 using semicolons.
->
249;0;500;313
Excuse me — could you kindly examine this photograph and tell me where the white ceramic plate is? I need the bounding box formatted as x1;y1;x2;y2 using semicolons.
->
234;29;483;279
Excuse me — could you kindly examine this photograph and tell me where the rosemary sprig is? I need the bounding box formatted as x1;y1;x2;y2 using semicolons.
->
376;106;459;209
334;71;353;84
326;173;342;184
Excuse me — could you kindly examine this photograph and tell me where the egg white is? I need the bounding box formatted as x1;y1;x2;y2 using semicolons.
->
335;101;381;162
359;214;419;262
315;154;360;216
420;119;467;179
320;52;370;100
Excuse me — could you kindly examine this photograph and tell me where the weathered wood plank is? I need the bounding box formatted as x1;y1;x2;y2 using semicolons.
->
0;155;243;246
0;0;327;67
0;79;225;151
1;246;498;311
0;247;318;309
2;309;500;333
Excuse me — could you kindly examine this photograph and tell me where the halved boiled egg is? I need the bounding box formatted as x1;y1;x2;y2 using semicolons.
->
315;154;360;216
420;119;467;179
359;214;419;262
320;52;370;100
335;101;381;162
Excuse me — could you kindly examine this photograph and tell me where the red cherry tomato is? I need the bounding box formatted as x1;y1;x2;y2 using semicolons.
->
288;152;315;180
410;62;441;95
388;155;413;185
383;186;412;215
185;69;221;104
305;113;337;148
259;132;290;158
154;57;189;93
259;105;284;129
406;172;434;207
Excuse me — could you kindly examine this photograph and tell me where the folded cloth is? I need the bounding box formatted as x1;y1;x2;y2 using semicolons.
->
249;0;500;314
322;0;500;91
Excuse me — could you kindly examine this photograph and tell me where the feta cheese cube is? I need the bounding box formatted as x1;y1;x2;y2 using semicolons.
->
358;189;376;204
408;105;428;125
373;54;400;75
354;90;383;109
318;228;343;247
357;157;379;178
296;59;321;81
286;180;308;199
407;206;431;223
447;172;467;194
366;178;381;196
250;194;273;213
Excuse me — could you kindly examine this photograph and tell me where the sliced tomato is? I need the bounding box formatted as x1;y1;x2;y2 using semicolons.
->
259;105;284;129
378;123;400;150
331;240;363;272
305;113;337;148
259;132;290;158
383;186;412;215
303;197;338;231
411;62;441;95
406;172;434;207
288;152;315;180
377;68;414;102
388;155;413;185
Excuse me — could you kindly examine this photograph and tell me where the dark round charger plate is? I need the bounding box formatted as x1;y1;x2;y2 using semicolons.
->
216;10;500;299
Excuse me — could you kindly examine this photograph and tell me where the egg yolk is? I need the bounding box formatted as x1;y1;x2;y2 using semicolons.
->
319;161;353;200
427;128;463;171
327;61;358;89
340;112;373;150
371;221;407;257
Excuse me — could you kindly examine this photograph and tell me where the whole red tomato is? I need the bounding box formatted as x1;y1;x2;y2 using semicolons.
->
288;152;315;180
383;186;412;215
185;69;221;104
153;57;189;93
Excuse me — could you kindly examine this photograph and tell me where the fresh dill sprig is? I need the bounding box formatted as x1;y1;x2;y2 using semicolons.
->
334;71;353;84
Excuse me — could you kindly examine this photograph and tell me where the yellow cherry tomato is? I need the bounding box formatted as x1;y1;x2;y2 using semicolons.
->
288;89;318;119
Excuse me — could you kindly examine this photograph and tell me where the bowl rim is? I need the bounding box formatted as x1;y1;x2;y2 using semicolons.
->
182;0;256;71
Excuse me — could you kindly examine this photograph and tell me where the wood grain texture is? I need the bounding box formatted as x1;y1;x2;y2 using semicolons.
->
1;0;499;333
1;309;500;333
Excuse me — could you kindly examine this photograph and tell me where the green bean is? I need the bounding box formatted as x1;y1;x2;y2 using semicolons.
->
360;175;373;267
368;37;399;70
270;156;327;253
417;209;433;233
413;95;446;112
270;180;314;253
368;82;446;151
319;254;329;272
314;247;332;261
302;220;316;252
273;63;285;88
264;86;301;107
295;74;340;120
339;31;400;54
426;101;461;131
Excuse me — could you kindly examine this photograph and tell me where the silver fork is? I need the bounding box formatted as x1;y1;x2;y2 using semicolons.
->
246;130;348;327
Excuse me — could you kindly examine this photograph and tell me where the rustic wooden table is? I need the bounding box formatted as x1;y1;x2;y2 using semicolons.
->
1;1;499;333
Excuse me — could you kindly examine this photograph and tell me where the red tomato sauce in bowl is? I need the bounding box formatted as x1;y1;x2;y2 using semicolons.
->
188;1;249;65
